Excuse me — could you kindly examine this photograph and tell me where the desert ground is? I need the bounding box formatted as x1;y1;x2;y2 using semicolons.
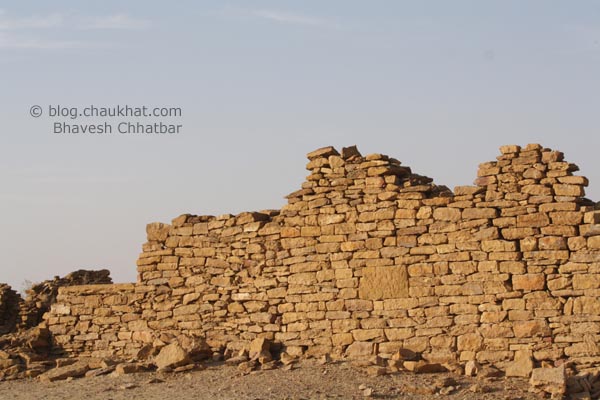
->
0;359;537;400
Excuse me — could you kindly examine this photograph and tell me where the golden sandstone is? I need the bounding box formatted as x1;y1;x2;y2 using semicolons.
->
28;143;600;396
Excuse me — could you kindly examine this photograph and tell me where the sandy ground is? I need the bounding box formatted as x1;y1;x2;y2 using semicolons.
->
0;360;538;400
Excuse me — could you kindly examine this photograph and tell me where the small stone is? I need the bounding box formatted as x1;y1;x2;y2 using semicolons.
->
85;367;115;378
257;350;273;365
478;366;503;378
120;383;138;390
318;354;332;365
341;145;362;160
260;360;277;370
114;363;146;375
225;355;248;366
405;360;447;373
368;355;385;366
469;384;483;393
237;360;257;374
282;364;293;371
465;360;480;377
136;344;159;360
173;364;196;373
439;386;455;395
248;337;271;361
279;352;296;366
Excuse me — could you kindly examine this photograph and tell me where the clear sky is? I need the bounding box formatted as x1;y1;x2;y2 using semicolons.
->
1;1;599;291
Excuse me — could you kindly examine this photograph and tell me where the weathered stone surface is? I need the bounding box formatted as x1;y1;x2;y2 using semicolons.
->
345;342;375;358
358;266;408;300
154;343;190;370
39;361;90;382
146;222;171;241
512;274;545;291
506;349;533;377
248;337;271;361
464;360;480;377
307;146;339;161
114;362;147;375
404;360;447;373
29;143;600;383
529;365;566;397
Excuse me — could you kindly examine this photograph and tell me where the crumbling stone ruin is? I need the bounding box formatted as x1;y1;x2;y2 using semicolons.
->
18;269;112;330
3;144;600;398
0;285;20;335
0;270;111;379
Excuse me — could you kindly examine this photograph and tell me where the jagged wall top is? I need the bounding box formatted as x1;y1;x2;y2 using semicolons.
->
157;143;594;230
474;143;589;201
285;145;452;207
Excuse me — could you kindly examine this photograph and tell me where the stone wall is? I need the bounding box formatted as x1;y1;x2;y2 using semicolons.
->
18;269;112;330
44;144;600;372
0;284;20;335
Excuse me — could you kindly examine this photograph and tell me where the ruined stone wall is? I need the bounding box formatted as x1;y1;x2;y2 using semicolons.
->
46;284;137;357
18;269;112;330
0;284;21;335
44;144;600;371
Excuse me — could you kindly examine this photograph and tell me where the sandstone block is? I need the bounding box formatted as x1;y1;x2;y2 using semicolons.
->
457;333;483;352
500;145;520;154
39;361;90;382
345;341;374;358
588;236;600;249
517;213;549;228
537;236;566;250
553;184;584;197
307;146;339;161
512;274;545;291
549;211;583;225
146;222;171;241
513;320;550;338
464;360;480;376
572;274;600;290
433;208;461;222
154;343;191;370
505;349;533;377
481;240;517;252
358;266;408;300
462;208;497;220
529;365;566;397
502;227;536;240
249;337;272;360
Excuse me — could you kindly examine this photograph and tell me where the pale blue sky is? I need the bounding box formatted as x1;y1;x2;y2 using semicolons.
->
1;1;599;290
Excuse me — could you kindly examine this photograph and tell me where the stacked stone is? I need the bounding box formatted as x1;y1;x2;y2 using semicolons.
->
471;144;600;368
137;210;286;352
275;146;452;358
18;269;112;330
45;283;137;358
0;284;21;335
43;144;600;377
